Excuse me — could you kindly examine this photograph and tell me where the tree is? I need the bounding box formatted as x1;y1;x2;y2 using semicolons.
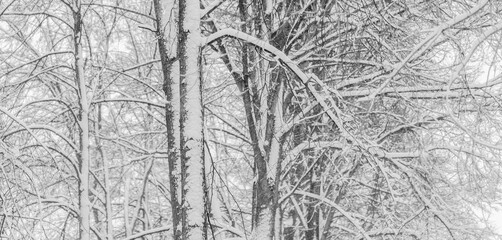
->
0;0;170;238
178;0;208;239
154;0;208;239
202;0;502;239
153;0;182;238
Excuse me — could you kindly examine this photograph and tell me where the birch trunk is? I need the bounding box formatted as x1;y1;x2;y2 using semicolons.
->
98;102;113;240
73;0;90;238
103;145;114;240
96;103;114;240
153;0;182;239
178;0;207;239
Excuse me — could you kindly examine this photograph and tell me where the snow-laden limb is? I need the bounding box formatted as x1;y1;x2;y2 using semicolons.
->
210;27;460;236
206;108;250;144
121;226;170;240
18;98;78;122
280;151;342;204
128;159;154;235
289;192;309;230
0;107;56;161
3;11;72;28
359;0;490;102
92;97;166;108
338;81;502;99
80;2;155;20
0;0;16;17
40;197;78;214
441;21;502;152
210;220;246;238
0;51;73;77
95;66;165;98
2;124;79;151
294;190;372;240
447;114;502;151
204;28;353;141
121;59;161;72
276;101;318;137
200;0;226;18
454;21;502;76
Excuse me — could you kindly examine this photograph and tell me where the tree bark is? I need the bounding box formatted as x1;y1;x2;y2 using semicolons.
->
73;0;90;238
153;0;182;239
178;0;207;239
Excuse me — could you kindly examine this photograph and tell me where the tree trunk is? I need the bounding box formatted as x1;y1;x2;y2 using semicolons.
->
73;0;90;238
153;0;182;239
178;0;207;239
95;102;114;240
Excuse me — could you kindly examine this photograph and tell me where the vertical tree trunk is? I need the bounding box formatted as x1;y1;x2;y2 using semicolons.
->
95;102;114;240
265;77;285;240
178;0;207;239
305;172;319;240
252;70;285;240
235;1;270;237
124;173;132;236
153;0;182;239
102;140;114;240
73;0;90;238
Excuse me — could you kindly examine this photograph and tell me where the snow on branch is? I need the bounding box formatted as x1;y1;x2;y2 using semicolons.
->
121;226;170;240
295;190;372;240
200;0;226;18
204;27;431;161
0;107;57;160
204;28;351;139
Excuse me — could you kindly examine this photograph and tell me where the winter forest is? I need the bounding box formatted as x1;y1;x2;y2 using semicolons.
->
1;0;502;239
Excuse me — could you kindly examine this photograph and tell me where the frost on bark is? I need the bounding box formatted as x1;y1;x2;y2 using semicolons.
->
153;0;182;239
178;0;208;239
72;0;90;239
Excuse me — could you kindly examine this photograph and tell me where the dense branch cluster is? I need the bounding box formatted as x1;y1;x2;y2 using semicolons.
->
1;0;502;240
